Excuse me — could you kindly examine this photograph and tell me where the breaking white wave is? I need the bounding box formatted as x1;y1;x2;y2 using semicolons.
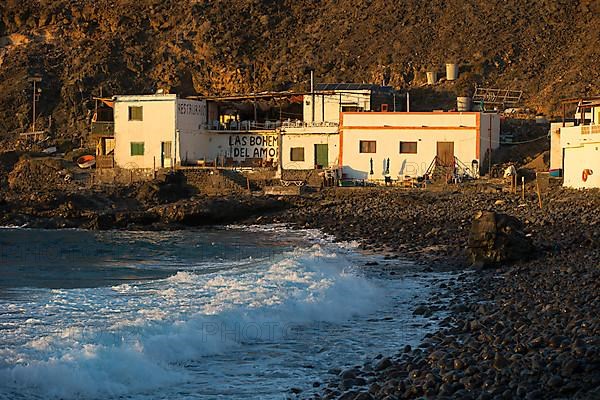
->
0;242;383;399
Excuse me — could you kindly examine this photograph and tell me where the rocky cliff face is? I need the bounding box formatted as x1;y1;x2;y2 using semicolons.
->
1;0;598;142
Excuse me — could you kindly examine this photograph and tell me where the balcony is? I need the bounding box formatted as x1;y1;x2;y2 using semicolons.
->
201;120;280;131
91;121;114;136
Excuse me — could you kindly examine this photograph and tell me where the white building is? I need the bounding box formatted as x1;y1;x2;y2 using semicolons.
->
339;111;500;181
113;94;207;169
553;100;600;188
303;83;399;124
280;124;339;170
280;83;398;172
112;94;278;169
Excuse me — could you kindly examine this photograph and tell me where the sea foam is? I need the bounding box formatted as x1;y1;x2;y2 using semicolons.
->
0;241;382;399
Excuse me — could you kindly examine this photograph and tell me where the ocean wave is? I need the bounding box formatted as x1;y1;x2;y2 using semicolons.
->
0;241;382;399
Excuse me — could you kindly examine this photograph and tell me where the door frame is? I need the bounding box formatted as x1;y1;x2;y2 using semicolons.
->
161;141;172;168
436;141;455;167
314;143;329;169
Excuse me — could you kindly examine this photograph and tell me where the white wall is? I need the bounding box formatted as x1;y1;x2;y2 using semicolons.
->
340;112;496;180
114;95;177;169
201;132;279;163
281;133;339;170
114;95;209;169
303;91;371;123
561;126;600;188
176;99;207;164
550;122;563;171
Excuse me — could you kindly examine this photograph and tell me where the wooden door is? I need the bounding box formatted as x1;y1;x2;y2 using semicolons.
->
436;142;454;167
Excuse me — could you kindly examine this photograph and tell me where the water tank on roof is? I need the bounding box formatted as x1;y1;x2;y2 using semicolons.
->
457;97;472;112
426;71;437;85
446;63;459;81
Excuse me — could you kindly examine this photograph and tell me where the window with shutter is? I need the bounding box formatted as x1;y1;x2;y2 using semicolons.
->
290;147;305;161
128;106;143;121
400;141;418;154
359;140;376;153
130;142;145;156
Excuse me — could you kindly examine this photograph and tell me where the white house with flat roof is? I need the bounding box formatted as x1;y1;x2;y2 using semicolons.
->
281;83;398;172
339;112;500;181
279;123;339;170
112;94;279;169
553;100;600;188
113;94;207;169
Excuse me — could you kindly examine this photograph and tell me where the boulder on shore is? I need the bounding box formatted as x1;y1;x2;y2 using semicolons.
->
467;210;534;268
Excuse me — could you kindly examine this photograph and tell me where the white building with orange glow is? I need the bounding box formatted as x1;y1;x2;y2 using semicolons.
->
338;111;500;181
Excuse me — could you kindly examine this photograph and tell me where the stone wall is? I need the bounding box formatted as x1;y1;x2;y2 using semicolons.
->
93;167;154;185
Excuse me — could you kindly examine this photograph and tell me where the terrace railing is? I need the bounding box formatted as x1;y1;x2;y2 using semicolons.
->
91;121;114;136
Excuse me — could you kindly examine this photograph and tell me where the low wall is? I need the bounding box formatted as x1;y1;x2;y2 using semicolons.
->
182;168;248;194
93;167;154;185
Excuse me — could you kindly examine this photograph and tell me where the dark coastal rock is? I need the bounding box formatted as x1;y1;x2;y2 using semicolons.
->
3;175;600;399
466;210;534;268
148;196;284;226
374;357;392;371
135;180;192;206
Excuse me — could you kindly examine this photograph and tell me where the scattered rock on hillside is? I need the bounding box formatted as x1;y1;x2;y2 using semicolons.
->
7;157;69;192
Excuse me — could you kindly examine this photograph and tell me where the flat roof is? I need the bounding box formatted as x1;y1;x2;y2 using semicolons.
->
113;94;178;102
189;91;308;102
315;83;393;92
561;96;600;104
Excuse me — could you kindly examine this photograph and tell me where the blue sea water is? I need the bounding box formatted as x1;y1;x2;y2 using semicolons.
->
0;225;446;399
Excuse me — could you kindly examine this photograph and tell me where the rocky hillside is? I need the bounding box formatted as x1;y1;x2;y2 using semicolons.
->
1;0;599;142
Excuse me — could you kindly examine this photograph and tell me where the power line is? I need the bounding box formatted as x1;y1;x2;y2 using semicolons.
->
499;135;549;145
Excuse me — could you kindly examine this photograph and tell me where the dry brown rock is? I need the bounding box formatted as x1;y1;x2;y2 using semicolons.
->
0;1;598;141
7;157;68;192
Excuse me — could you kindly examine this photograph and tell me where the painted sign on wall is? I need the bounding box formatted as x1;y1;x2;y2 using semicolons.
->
228;134;278;159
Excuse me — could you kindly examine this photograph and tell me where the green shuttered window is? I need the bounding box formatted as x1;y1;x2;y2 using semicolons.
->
130;142;145;156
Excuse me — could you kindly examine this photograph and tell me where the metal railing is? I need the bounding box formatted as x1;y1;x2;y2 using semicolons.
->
91;121;114;135
281;120;339;128
201;119;340;131
201;120;281;131
425;156;477;181
580;124;600;135
473;87;523;109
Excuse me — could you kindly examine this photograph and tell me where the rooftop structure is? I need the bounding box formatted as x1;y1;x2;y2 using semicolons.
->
552;97;600;189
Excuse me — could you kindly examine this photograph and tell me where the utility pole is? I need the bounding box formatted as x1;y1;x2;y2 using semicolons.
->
406;91;410;112
253;63;258;124
310;69;315;123
31;76;43;134
488;114;492;176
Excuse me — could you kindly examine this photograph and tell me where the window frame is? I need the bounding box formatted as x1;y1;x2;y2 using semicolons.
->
130;142;145;156
359;140;377;154
290;147;305;162
399;141;418;154
128;106;143;121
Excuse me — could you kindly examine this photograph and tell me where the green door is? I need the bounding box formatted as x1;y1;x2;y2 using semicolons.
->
314;144;328;168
